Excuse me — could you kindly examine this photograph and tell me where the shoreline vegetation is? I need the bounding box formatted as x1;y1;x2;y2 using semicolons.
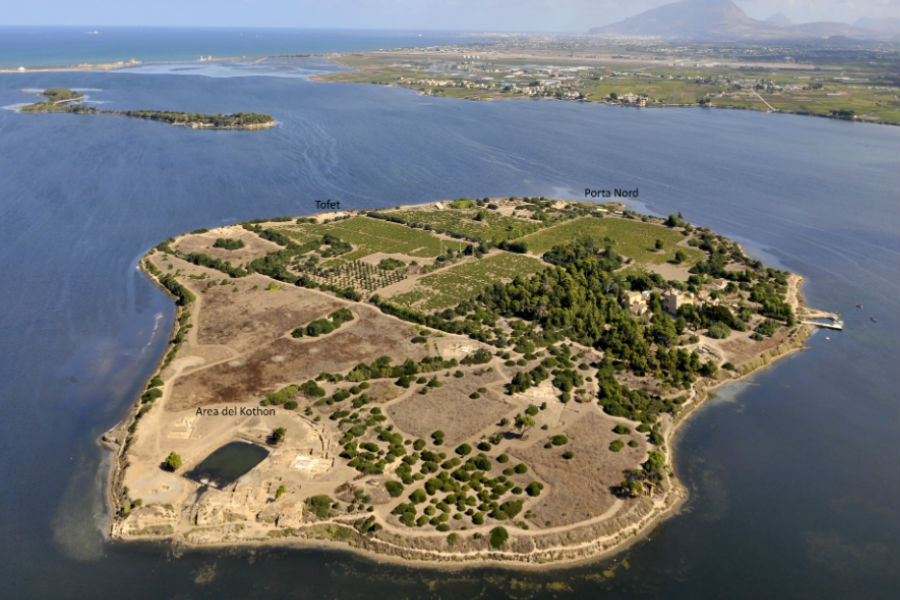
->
101;197;835;567
17;88;276;130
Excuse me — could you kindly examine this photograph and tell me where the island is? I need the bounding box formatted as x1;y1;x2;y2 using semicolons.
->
102;197;836;565
18;88;276;130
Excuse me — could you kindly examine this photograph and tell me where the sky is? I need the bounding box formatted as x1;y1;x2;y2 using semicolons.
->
3;0;898;31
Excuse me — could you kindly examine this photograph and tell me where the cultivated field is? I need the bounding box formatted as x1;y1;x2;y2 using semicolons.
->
520;216;704;264
377;208;546;243
386;252;546;311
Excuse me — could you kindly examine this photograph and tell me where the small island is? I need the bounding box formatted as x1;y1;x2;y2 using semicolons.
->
18;88;276;130
103;197;835;565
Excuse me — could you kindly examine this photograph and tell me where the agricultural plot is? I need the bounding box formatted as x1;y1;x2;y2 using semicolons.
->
520;217;704;265
379;208;545;243
387;252;545;311
279;216;466;260
306;259;408;292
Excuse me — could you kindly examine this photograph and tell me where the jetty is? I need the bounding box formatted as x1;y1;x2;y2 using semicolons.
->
798;308;844;330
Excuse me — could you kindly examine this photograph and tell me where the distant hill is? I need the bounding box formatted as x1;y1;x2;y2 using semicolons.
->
588;0;896;41
854;17;900;36
765;12;791;27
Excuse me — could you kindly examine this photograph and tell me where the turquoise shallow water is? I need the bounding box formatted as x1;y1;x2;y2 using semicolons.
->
0;54;897;598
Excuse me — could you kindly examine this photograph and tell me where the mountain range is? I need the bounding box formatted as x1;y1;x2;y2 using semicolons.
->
588;0;899;41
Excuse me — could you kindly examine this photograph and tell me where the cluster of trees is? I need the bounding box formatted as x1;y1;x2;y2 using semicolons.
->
184;252;245;278
343;354;459;384
120;110;274;127
378;257;405;270
291;308;354;338
212;238;244;250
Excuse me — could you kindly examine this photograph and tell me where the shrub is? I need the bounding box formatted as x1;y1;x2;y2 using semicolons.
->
385;481;404;498
562;450;574;460
455;443;472;456
271;427;287;444
609;440;624;452
613;424;631;435
550;434;568;446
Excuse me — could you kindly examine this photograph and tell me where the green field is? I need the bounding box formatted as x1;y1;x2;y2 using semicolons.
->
388;252;546;311
380;208;545;243
519;216;704;265
280;216;466;261
581;78;721;105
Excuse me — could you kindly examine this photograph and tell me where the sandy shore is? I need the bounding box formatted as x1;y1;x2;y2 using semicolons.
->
0;59;144;74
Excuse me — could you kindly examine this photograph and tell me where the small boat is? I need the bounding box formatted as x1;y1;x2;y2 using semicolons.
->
870;316;878;323
856;303;863;309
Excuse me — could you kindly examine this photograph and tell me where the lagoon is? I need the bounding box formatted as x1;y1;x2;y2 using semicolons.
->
0;55;897;598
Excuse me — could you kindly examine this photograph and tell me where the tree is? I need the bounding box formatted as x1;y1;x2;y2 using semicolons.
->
163;451;182;471
514;413;535;434
305;494;333;518
525;482;544;497
619;479;643;497
707;321;731;339
673;249;687;264
489;526;509;549
654;239;663;250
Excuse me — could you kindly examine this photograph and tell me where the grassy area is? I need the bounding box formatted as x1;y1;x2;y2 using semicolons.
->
280;216;467;261
581;78;721;105
381;208;546;244
388;252;545;311
520;216;704;265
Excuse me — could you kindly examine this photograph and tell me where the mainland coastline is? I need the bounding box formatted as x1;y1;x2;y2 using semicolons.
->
102;197;834;567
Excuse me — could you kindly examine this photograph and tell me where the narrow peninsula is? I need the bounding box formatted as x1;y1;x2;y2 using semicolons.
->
19;88;276;130
103;197;835;566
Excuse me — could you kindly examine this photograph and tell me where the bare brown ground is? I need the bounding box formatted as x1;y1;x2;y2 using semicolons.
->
173;226;281;265
168;305;423;410
387;370;512;446
196;274;346;353
514;412;646;528
642;261;690;282
714;326;789;365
